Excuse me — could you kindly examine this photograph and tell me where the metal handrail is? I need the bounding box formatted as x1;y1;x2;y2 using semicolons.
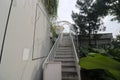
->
70;32;79;63
42;33;61;68
70;31;81;80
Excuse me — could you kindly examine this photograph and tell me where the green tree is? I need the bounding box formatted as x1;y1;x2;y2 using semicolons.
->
109;0;120;22
72;0;106;46
93;0;120;22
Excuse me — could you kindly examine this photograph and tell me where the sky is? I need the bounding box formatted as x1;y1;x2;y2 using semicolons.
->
57;0;77;23
101;16;120;37
57;0;120;37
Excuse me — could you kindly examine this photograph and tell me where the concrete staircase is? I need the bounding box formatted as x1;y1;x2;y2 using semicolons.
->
54;34;79;80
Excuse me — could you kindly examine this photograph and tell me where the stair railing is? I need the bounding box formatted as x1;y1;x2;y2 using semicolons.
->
70;32;79;62
70;31;81;80
42;33;62;68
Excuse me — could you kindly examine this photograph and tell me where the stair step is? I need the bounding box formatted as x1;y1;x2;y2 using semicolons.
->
55;57;74;59
57;47;72;49
62;66;76;69
58;47;72;48
54;58;75;62
57;49;72;51
55;53;73;55
56;52;73;54
62;67;77;73
56;50;73;52
62;72;78;77
55;55;74;58
62;63;76;67
62;61;76;67
60;61;76;64
58;46;72;48
59;46;72;48
58;46;72;47
56;50;73;53
62;76;78;80
58;49;72;51
55;54;73;56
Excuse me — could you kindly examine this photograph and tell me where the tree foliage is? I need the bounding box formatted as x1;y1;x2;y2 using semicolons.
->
93;0;120;22
109;0;120;22
72;0;107;45
72;0;120;46
44;0;59;19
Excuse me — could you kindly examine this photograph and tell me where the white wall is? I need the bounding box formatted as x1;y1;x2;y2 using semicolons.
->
43;62;61;80
0;0;51;80
0;0;11;57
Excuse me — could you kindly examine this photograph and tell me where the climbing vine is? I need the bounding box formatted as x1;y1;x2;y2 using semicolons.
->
41;0;59;43
43;0;59;19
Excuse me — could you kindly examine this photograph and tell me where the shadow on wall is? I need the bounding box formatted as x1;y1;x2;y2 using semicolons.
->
31;59;45;80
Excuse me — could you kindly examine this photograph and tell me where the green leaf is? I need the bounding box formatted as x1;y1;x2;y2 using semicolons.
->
79;54;120;80
44;0;59;19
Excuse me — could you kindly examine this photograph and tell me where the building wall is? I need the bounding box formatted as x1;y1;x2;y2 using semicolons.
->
80;39;112;47
0;0;51;80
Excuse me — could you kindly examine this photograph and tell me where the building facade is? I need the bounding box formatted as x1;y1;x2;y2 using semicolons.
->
0;0;51;80
78;33;113;48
